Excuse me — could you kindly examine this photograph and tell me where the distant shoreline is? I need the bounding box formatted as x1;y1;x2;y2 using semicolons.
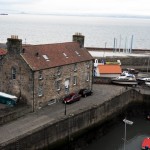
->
7;12;150;19
0;14;8;15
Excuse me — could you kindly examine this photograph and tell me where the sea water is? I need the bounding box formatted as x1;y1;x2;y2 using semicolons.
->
1;14;150;49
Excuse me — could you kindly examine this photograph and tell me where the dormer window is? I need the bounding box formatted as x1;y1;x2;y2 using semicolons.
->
38;71;43;80
11;67;16;79
74;63;77;72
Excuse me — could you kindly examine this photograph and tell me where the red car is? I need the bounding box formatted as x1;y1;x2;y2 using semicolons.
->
63;93;81;104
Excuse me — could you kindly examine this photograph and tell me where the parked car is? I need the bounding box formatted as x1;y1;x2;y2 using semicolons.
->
78;89;93;97
63;93;81;104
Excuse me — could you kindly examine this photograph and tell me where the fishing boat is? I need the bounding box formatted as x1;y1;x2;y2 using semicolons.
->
111;72;138;85
0;92;17;106
141;137;150;149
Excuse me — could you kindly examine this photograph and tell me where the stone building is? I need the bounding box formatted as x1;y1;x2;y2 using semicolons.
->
0;34;93;111
0;48;7;90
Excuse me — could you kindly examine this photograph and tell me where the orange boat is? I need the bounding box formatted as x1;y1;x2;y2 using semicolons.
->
142;137;150;149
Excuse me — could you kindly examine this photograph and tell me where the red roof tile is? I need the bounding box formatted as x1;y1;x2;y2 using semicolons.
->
98;64;122;74
22;42;93;71
0;49;7;56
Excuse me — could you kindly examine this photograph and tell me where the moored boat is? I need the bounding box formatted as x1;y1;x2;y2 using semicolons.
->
141;137;150;149
137;77;150;85
111;72;138;85
145;81;150;87
0;92;17;106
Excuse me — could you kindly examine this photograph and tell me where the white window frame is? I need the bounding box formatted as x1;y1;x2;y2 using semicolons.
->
57;67;61;76
74;63;77;72
38;71;43;80
73;76;77;85
56;80;61;91
86;72;90;81
38;85;43;97
86;62;90;68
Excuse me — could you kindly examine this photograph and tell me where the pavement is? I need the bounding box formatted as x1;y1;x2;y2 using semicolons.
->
0;84;148;146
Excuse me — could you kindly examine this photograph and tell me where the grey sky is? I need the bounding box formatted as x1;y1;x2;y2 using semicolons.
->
0;0;150;16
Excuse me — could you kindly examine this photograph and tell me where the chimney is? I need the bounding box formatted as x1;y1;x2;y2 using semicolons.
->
7;35;22;54
73;32;85;48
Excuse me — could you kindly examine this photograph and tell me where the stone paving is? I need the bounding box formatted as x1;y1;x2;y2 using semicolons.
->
0;84;148;146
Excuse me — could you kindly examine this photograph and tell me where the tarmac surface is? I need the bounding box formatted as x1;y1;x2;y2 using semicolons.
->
0;84;149;145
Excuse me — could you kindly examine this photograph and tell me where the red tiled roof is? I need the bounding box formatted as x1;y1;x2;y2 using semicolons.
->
98;64;122;74
22;42;93;71
0;49;7;56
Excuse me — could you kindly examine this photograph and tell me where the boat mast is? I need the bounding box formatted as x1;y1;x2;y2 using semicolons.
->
130;35;133;53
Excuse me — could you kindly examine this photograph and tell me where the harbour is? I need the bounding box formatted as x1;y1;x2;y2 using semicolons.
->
0;84;150;149
0;13;150;150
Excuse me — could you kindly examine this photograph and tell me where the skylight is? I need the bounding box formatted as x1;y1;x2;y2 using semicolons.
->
43;55;50;61
63;52;68;58
75;51;80;56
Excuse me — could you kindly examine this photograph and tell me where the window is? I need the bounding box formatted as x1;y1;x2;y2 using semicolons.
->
38;85;43;97
43;55;50;61
86;62;90;68
63;53;68;58
73;76;77;85
86;72;90;81
56;80;61;91
75;51;80;56
57;67;61;76
12;67;16;79
38;71;43;80
74;63;77;71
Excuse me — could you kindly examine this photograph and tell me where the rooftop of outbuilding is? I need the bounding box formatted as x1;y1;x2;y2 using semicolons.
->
98;64;122;74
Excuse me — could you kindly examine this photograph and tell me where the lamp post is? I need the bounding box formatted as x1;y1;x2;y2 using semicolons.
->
64;101;67;115
123;118;133;150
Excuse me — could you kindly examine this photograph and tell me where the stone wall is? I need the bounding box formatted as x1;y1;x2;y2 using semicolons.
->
33;61;93;110
98;57;149;70
1;89;147;150
93;77;112;84
0;104;32;125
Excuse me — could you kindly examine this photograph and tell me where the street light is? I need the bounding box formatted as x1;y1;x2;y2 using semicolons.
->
64;101;67;115
123;118;133;150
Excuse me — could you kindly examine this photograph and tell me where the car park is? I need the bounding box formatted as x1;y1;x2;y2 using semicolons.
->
78;89;93;97
63;93;81;104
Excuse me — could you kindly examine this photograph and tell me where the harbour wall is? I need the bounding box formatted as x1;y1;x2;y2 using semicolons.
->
0;104;32;125
1;89;150;150
97;57;150;71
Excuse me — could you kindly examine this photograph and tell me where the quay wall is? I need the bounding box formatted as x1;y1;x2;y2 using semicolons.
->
92;52;150;71
0;104;32;125
1;89;148;150
97;57;149;70
93;77;112;84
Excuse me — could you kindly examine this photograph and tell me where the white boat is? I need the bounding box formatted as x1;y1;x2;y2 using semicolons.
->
0;92;17;105
111;72;138;85
145;81;150;87
137;77;150;85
